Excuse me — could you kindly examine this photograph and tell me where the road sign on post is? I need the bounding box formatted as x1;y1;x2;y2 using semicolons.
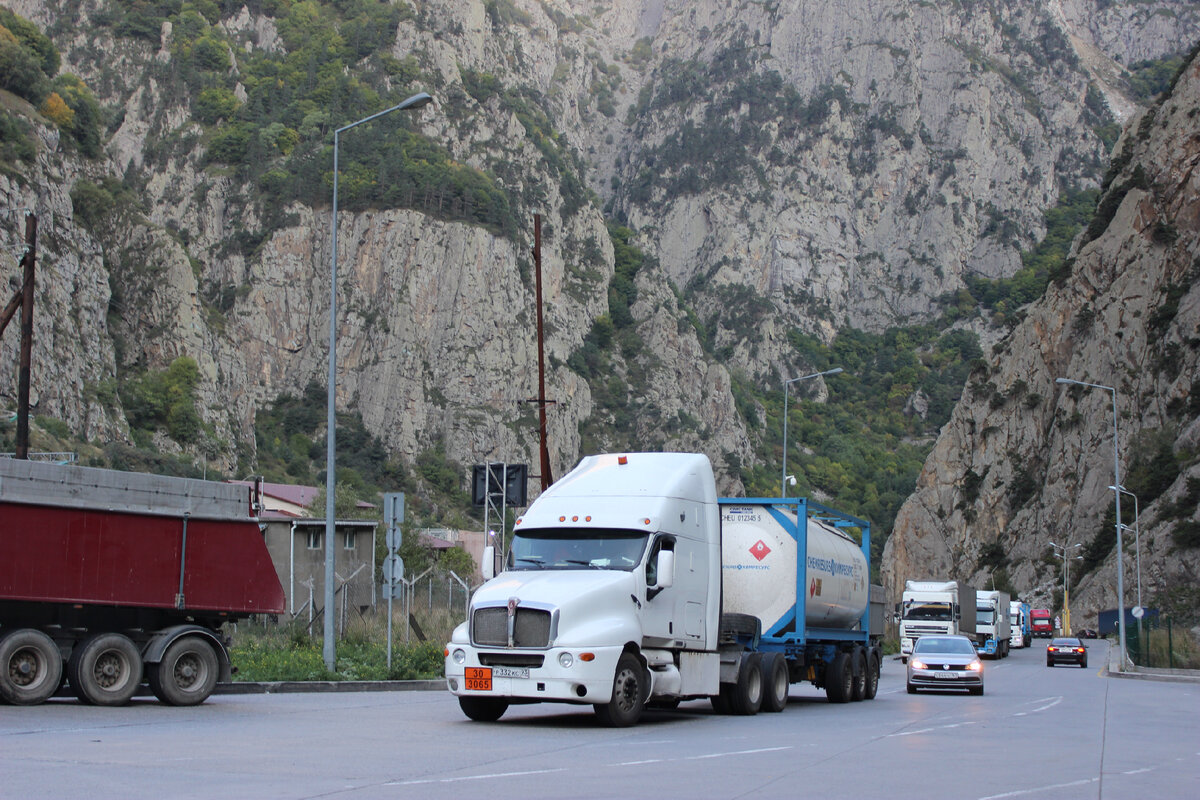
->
383;553;405;598
383;492;404;551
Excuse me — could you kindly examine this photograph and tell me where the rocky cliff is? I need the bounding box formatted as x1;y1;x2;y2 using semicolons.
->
884;47;1200;623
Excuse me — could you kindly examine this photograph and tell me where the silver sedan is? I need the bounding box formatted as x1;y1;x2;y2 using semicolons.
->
906;634;985;695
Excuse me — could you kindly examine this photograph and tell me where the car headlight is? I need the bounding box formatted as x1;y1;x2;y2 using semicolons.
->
910;659;927;670
452;649;466;665
967;660;983;672
558;651;574;669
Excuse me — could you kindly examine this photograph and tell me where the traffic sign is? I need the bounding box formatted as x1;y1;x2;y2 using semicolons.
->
383;492;404;551
1132;606;1145;619
383;554;404;595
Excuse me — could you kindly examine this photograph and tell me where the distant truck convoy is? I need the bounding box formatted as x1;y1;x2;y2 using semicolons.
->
1031;608;1054;638
444;452;884;726
898;580;977;662
1009;600;1031;648
975;590;1011;658
0;459;285;706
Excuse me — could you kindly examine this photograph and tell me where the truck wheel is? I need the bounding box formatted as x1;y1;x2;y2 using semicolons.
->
459;696;509;721
850;649;867;701
0;629;63;706
148;636;218;706
760;652;789;713
863;652;880;700
826;652;853;703
728;652;763;715
710;689;733;715
594;653;646;727
69;633;142;706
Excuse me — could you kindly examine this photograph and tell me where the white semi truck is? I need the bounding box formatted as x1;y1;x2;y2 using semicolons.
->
898;580;978;662
975;590;1012;658
444;452;884;726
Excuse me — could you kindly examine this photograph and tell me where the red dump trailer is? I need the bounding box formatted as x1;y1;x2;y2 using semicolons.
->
0;458;285;706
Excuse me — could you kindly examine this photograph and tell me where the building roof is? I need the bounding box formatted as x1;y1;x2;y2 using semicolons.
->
229;480;377;520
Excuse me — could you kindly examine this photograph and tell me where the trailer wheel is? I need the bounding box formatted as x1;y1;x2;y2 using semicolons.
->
69;633;142;706
729;652;763;715
594;653;646;727
458;696;509;722
825;651;853;703
850;649;867;701
863;652;880;700
148;636;218;706
760;652;789;713
0;629;63;706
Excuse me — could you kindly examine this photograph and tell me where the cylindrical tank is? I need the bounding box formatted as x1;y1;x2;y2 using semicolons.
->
721;504;868;632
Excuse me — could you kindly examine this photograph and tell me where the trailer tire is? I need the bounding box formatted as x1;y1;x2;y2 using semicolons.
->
729;652;763;715
760;652;789;713
850;649;867;701
459;696;509;722
0;629;63;706
148;636;218;706
68;633;142;706
864;652;880;700
594;653;646;727
826;651;853;703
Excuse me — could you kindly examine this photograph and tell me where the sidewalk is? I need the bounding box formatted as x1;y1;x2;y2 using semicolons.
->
1105;641;1200;684
215;679;445;695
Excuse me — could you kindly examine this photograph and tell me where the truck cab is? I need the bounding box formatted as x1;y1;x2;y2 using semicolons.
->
898;581;972;661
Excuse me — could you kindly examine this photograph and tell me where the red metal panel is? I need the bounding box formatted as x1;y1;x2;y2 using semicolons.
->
0;501;285;614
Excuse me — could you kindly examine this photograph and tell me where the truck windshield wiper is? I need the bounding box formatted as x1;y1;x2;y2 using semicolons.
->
562;559;601;569
514;557;546;569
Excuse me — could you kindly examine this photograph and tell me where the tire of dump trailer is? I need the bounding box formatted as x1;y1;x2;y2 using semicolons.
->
850;649;867;701
760;652;789;713
594;653;647;727
825;651;853;703
863;652;880;700
729;652;763;715
68;633;142;706
148;636;218;706
0;629;63;706
459;696;509;722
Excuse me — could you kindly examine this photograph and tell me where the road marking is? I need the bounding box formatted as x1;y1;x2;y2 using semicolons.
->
977;777;1098;799
1013;696;1062;716
886;721;979;738
1122;767;1152;775
610;745;792;767
387;768;567;786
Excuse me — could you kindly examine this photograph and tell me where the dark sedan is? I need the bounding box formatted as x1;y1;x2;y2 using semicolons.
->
1076;628;1099;639
1047;637;1088;667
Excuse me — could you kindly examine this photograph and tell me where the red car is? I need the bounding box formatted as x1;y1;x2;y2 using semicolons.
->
1046;637;1088;668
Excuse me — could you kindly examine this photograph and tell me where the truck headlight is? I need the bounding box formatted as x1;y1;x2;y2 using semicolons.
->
558;651;574;668
452;649;466;665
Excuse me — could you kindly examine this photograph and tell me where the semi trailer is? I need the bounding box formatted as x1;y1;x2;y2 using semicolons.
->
1009;600;1031;648
0;458;285;706
444;452;884;726
975;590;1011;657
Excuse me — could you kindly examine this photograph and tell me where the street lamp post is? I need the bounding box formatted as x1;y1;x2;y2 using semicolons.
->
1110;484;1143;643
325;91;432;671
1056;377;1128;668
1050;541;1082;635
781;368;843;497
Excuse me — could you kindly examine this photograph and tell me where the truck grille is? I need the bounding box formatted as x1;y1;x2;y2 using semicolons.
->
472;607;552;648
479;653;545;668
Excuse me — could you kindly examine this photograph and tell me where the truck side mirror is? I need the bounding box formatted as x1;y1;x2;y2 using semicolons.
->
482;545;496;580
651;549;674;590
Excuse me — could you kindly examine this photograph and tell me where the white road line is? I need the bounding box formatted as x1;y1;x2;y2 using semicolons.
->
977;777;1098;800
609;745;792;768
387;768;567;786
1122;767;1153;775
886;721;979;738
1013;696;1063;716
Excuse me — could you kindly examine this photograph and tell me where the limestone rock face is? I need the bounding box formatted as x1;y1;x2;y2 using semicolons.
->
883;53;1200;623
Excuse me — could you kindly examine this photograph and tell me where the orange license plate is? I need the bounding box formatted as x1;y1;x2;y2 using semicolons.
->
465;667;492;691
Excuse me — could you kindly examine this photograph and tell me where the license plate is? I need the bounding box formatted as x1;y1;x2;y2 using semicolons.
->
465;667;492;691
935;671;957;679
494;666;530;679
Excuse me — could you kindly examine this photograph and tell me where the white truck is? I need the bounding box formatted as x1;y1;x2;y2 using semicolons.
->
1009;600;1031;648
444;452;884;726
975;590;1011;658
898;580;978;662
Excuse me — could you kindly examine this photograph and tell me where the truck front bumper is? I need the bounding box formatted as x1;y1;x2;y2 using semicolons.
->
445;645;624;705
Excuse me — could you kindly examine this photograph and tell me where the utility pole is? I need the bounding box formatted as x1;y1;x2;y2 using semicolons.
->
0;212;37;458
523;213;556;491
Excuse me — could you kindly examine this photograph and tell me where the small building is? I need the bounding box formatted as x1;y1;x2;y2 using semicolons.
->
231;481;378;620
418;527;488;583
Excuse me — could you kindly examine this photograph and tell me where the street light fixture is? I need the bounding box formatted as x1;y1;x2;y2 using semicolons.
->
781;367;843;497
325;91;432;671
1056;376;1128;667
1050;541;1082;635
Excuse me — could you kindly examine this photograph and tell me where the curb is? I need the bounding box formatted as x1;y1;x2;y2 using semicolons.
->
1105;645;1200;684
216;679;446;694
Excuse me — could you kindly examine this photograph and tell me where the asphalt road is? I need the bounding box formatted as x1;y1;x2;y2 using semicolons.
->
2;639;1196;799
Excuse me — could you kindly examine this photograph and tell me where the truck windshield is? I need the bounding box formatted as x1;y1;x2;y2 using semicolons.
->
977;607;995;625
902;601;953;621
508;529;649;571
